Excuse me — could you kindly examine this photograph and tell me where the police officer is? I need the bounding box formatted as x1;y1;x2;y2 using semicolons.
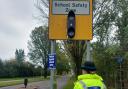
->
74;61;107;89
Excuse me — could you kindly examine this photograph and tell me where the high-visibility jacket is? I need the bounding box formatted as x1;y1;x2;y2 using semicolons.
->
74;74;106;89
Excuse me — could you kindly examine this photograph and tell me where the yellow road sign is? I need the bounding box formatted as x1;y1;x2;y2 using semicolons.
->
49;0;93;40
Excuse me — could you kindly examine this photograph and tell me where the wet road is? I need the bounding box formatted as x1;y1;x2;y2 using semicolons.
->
0;76;68;89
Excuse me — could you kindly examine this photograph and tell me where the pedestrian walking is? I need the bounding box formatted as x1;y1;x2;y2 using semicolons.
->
24;78;28;88
74;61;107;89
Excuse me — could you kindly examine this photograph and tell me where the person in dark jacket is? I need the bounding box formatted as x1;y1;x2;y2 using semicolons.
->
24;78;28;88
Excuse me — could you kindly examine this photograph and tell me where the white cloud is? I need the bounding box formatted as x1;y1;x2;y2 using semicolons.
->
0;0;42;60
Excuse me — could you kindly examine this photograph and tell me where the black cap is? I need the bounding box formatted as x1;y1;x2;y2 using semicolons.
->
81;61;96;71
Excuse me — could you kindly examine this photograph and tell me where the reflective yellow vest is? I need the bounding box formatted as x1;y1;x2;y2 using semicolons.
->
74;74;106;89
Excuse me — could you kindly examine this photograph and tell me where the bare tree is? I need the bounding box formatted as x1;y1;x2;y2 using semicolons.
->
35;0;49;23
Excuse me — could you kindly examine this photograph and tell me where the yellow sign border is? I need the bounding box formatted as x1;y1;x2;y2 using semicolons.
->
49;0;93;40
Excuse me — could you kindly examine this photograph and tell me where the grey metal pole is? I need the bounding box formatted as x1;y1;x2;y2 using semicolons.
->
86;40;91;61
120;64;122;89
50;40;56;89
115;71;117;89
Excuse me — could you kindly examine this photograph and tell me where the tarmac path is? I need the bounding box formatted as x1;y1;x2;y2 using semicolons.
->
0;76;68;89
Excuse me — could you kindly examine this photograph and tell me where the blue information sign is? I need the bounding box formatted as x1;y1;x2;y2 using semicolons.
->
48;53;56;69
116;56;123;64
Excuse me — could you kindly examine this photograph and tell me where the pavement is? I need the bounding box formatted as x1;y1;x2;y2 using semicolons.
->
0;76;68;89
57;76;68;89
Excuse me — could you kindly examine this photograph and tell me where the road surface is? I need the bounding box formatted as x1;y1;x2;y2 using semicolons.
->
0;76;68;89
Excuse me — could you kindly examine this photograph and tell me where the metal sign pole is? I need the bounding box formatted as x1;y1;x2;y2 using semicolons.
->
50;40;55;89
120;63;122;89
86;40;91;61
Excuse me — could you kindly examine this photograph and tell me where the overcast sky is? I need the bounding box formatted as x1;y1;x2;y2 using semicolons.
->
0;0;43;60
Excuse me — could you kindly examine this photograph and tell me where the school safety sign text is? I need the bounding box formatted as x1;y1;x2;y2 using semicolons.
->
52;0;90;15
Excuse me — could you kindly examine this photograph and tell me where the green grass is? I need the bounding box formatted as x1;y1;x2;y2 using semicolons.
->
0;76;49;87
0;77;25;81
63;79;74;89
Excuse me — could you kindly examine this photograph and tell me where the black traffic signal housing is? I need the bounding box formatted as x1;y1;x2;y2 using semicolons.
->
67;10;75;38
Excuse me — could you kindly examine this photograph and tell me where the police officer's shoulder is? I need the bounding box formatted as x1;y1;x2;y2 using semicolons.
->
74;80;84;89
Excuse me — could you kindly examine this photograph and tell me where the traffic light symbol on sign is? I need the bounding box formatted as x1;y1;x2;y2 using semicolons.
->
67;10;75;38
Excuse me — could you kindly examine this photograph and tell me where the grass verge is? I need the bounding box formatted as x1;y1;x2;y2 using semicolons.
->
63;79;74;89
0;76;49;87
